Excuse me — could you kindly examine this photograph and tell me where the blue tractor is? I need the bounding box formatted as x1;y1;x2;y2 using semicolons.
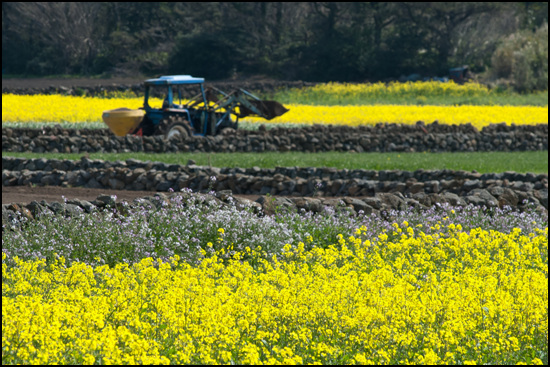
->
102;75;288;140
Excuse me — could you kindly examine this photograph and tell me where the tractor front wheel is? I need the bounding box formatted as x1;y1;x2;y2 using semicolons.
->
163;117;191;140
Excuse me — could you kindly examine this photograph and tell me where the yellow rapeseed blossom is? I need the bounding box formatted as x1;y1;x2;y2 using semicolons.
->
2;93;547;129
2;226;547;365
291;81;498;101
243;104;548;128
1;94;161;124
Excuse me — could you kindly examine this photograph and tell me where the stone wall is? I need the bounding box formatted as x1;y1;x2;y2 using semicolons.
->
3;157;547;213
3;123;548;153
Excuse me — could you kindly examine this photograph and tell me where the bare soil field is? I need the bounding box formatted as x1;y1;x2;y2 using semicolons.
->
2;77;144;89
2;76;311;95
2;185;160;205
2;186;264;206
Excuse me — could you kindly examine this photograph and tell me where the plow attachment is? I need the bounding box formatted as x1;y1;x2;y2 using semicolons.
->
208;87;289;121
239;99;289;120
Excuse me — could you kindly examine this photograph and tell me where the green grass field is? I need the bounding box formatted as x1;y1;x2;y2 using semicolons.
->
260;85;548;106
3;151;548;174
74;82;550;106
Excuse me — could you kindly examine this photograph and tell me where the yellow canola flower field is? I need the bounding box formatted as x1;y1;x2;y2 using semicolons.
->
243;104;548;128
1;94;160;124
282;81;505;104
3;226;547;365
306;80;492;96
2;94;547;129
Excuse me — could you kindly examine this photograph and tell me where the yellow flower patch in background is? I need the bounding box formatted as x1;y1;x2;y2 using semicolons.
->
2;94;547;128
243;104;548;128
2;94;158;124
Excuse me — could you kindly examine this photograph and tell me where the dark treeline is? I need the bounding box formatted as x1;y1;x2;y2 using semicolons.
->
2;2;548;88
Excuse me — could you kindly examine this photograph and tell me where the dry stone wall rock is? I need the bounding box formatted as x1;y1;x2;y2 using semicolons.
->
3;157;547;214
2;123;548;153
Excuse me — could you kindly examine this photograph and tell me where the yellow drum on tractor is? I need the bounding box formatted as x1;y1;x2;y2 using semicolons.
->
102;75;289;139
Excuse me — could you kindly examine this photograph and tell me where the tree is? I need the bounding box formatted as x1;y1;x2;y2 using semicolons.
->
398;2;497;75
2;1;546;88
3;2;100;74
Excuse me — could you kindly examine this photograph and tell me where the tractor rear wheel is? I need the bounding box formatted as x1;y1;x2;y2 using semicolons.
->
163;117;191;140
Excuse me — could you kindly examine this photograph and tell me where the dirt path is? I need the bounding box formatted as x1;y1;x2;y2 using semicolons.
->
2;186;263;206
1;76;299;91
3;186;165;205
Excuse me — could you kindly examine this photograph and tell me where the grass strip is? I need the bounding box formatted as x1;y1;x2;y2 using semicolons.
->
3;151;548;174
260;82;549;106
265;89;549;106
27;81;545;106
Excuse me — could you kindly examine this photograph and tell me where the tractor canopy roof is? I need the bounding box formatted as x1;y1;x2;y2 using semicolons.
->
144;75;204;85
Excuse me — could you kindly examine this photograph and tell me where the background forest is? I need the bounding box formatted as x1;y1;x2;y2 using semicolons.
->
2;2;548;91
